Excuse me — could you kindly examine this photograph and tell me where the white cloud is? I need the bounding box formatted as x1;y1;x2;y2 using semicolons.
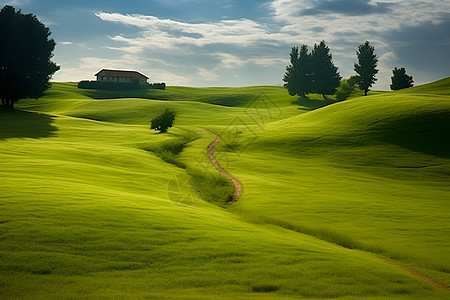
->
80;2;448;88
216;53;246;69
271;0;450;37
379;51;397;64
95;12;294;50
269;0;450;89
216;53;287;68
196;67;219;81
91;11;296;86
248;57;288;67
377;51;398;90
52;54;192;86
147;69;191;85
107;45;144;54
53;56;128;82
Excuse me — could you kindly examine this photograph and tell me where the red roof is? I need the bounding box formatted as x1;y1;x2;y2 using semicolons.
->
95;69;149;79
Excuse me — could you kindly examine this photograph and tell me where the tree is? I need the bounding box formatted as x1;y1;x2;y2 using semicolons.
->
310;40;341;99
390;67;414;90
296;44;313;96
283;42;341;99
283;45;312;97
0;5;59;109
150;109;176;133
336;75;359;101
283;46;300;96
354;41;378;96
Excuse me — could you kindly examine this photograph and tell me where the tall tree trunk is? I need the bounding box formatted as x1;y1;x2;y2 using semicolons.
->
364;90;368;96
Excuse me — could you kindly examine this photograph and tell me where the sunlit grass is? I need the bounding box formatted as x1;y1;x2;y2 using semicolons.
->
224;80;450;287
0;81;448;298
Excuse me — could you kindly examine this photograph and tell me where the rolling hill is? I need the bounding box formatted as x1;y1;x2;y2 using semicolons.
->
224;79;450;288
0;79;449;299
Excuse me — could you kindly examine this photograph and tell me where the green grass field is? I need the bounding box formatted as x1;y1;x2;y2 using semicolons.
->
0;79;449;299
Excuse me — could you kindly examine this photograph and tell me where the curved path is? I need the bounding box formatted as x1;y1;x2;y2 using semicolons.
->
207;135;242;203
206;136;449;292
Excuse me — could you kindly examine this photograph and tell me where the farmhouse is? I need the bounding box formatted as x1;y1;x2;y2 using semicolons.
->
95;69;149;85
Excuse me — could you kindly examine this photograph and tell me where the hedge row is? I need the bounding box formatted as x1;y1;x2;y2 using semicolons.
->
77;81;166;90
150;82;166;90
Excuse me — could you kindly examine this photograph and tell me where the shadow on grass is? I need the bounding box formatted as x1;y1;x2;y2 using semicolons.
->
0;109;58;140
79;88;173;101
292;95;335;110
379;112;450;159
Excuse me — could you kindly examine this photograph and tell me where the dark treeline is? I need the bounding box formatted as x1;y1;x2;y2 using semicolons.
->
283;40;414;100
283;41;341;100
78;81;166;90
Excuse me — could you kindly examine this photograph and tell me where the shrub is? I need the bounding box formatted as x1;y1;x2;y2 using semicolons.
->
390;67;414;90
336;75;358;101
77;81;150;90
150;109;176;133
150;83;166;90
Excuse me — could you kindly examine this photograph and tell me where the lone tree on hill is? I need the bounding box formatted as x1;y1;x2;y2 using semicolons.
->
354;41;378;96
150;109;176;133
390;67;414;90
0;5;59;109
283;45;312;97
311;40;341;99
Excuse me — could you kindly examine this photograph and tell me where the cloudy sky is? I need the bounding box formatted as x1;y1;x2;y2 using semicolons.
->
3;0;449;89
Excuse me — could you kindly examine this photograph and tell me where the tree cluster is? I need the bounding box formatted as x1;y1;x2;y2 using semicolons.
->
283;41;341;99
0;5;59;109
284;40;415;99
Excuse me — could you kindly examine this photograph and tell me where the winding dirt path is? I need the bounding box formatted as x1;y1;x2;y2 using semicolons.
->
206;136;449;292
207;135;242;203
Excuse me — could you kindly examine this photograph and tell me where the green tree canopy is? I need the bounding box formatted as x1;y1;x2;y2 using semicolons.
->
150;109;176;133
311;41;341;99
283;45;312;97
390;67;414;90
283;41;340;99
283;46;300;96
0;5;59;109
336;75;359;101
354;41;378;96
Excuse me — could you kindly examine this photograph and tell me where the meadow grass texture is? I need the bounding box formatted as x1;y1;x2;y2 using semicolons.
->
0;80;449;298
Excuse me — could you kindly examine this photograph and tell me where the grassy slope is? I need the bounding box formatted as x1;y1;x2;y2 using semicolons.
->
0;82;448;298
224;79;450;287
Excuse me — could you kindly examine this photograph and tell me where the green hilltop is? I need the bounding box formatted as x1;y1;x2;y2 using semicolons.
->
0;78;449;299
